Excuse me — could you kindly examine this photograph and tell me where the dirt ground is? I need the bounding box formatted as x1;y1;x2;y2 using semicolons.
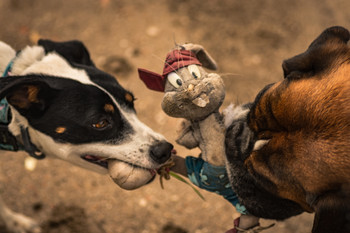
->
0;0;349;232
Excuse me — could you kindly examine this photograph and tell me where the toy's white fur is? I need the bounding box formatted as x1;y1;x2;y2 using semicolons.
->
223;104;249;128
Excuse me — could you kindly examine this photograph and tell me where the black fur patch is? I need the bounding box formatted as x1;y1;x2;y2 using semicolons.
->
1;75;132;144
225;116;304;219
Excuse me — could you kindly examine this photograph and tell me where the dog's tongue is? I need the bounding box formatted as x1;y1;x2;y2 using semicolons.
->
108;160;155;190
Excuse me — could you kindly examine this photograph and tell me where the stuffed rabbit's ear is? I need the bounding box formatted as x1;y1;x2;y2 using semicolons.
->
182;43;218;70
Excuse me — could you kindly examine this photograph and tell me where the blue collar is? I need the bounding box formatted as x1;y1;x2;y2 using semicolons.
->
0;58;14;125
2;58;15;77
0;58;46;159
0;58;18;151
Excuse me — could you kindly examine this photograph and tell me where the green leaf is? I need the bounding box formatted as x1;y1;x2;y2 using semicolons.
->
169;171;206;201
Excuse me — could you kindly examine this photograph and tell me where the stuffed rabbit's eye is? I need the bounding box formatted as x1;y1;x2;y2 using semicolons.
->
188;65;201;79
167;72;183;88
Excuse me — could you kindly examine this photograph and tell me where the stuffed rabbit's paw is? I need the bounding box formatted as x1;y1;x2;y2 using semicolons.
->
175;119;198;149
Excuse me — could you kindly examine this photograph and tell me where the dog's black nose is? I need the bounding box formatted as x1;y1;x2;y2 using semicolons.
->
150;141;173;164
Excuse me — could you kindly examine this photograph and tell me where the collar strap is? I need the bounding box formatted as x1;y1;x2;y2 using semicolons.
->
2;58;15;77
0;59;19;151
0;123;46;160
0;124;20;151
0;57;46;159
20;127;46;160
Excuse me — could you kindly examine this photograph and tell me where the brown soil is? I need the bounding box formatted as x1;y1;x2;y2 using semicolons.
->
0;0;349;232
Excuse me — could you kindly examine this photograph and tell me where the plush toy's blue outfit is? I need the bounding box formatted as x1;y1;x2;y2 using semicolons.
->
185;156;247;214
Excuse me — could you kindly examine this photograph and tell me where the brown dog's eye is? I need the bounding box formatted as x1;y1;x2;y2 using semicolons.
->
92;119;109;129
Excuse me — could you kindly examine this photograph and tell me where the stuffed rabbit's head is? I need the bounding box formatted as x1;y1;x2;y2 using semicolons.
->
161;44;225;120
138;43;225;120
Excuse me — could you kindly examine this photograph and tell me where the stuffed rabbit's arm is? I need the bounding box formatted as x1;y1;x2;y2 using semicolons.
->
175;119;199;149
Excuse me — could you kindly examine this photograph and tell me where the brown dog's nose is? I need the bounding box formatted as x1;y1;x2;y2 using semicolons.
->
149;141;173;164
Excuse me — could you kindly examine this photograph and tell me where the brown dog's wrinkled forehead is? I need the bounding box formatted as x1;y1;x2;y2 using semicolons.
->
250;26;350;131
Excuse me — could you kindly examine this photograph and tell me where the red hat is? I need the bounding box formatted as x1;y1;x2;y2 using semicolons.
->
138;49;202;92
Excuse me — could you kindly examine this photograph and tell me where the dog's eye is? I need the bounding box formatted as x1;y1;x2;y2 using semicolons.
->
167;72;183;88
188;65;201;79
92;119;110;129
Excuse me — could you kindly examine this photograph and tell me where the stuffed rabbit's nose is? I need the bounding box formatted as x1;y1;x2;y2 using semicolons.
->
187;84;194;91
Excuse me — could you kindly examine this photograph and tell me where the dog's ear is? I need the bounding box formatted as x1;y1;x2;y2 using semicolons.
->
181;43;218;70
38;39;95;67
0;75;58;117
282;26;350;79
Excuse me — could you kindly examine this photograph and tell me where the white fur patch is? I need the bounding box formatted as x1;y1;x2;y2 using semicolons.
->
0;41;16;74
253;139;270;151
15;52;93;85
11;46;45;75
223;104;250;128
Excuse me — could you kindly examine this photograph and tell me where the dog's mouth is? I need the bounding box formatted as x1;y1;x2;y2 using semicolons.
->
80;155;159;190
81;155;109;169
80;155;157;175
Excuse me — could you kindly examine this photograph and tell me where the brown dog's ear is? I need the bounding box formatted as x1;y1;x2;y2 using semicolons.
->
282;26;350;78
182;43;218;70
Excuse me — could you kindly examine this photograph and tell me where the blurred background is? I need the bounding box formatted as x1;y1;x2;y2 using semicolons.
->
0;0;349;232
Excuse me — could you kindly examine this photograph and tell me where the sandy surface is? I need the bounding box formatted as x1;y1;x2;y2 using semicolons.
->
0;0;349;232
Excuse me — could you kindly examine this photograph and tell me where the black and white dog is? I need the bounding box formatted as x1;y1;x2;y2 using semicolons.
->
0;39;173;233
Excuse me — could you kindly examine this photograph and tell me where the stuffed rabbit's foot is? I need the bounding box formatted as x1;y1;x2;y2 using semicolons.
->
175;119;198;149
225;217;275;233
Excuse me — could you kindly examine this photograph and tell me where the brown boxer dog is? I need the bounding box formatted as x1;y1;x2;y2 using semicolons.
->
225;26;350;233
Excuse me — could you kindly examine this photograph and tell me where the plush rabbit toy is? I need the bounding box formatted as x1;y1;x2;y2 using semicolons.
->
138;44;271;233
139;44;226;166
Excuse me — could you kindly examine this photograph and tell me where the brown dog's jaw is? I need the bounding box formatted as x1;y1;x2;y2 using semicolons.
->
225;27;350;233
242;26;350;232
247;62;350;211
